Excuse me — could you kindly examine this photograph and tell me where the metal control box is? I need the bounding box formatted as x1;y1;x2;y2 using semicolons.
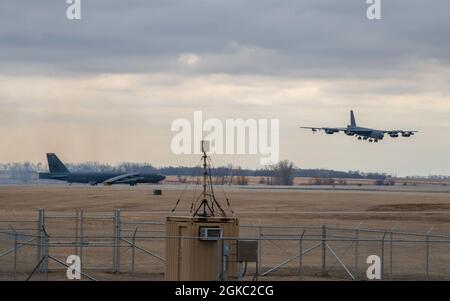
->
237;240;258;262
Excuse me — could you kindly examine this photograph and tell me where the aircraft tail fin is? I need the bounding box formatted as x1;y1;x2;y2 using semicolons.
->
350;110;356;127
46;153;69;173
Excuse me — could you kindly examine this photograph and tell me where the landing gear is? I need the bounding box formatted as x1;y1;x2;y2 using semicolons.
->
357;136;380;143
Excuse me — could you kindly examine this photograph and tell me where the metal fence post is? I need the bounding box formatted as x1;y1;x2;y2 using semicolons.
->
13;230;17;281
426;227;432;280
381;232;387;280
46;234;49;281
299;230;305;280
79;209;84;271
321;225;327;277
37;209;45;272
75;209;79;256
255;247;259;281
256;226;262;280
426;234;429;280
42;229;49;281
390;232;393;277
131;228;137;274
354;227;359;280
113;209;121;273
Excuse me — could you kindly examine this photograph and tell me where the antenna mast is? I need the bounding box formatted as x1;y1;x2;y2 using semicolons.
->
192;141;227;217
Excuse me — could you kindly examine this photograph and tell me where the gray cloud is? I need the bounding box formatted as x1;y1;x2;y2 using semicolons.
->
1;0;450;76
1;1;450;175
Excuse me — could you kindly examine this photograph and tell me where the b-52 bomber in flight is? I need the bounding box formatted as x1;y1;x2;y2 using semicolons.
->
301;110;417;143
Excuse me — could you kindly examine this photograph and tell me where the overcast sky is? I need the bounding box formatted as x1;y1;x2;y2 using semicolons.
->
1;0;449;176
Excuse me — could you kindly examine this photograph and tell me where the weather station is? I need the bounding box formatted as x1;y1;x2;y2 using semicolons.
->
165;141;240;281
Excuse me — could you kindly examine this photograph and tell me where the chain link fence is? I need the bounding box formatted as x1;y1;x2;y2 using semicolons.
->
1;209;450;281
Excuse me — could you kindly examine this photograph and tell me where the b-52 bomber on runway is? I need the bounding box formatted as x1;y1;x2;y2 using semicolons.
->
39;153;165;186
301;110;417;143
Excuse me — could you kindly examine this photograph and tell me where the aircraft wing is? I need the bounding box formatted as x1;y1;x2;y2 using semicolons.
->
383;130;418;137
300;126;347;134
102;173;143;185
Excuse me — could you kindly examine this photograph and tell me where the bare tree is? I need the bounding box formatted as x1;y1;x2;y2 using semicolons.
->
271;160;296;185
177;175;187;184
236;175;249;185
234;166;248;185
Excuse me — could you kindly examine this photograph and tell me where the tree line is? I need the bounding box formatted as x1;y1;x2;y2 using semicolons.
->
0;160;391;185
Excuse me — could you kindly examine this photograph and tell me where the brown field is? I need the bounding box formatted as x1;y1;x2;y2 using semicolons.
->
1;185;449;229
1;184;450;281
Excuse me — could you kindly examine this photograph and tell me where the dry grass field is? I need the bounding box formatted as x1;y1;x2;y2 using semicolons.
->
1;184;450;281
1;184;449;230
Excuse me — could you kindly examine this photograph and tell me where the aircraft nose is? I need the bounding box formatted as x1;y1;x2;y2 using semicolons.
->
159;175;166;181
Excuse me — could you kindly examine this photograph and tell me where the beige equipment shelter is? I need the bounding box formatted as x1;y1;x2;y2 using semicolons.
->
165;216;239;280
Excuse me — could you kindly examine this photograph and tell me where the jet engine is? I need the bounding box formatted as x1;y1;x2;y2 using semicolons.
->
344;131;355;136
402;132;413;137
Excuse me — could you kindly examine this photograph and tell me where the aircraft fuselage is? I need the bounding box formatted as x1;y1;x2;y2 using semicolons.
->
39;172;165;185
346;126;385;140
